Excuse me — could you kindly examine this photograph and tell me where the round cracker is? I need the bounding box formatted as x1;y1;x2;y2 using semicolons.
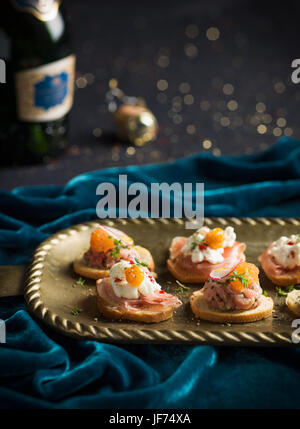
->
286;290;300;317
259;252;300;286
73;245;154;280
96;280;175;323
167;249;246;284
190;289;273;323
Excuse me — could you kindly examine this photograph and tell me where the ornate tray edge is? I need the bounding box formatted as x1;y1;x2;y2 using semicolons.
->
25;217;300;346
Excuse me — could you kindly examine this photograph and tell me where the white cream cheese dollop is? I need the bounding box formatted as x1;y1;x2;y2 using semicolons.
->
268;235;300;269
109;260;161;299
181;226;236;264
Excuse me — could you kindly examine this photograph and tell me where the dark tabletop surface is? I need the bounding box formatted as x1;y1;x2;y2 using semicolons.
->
1;0;300;190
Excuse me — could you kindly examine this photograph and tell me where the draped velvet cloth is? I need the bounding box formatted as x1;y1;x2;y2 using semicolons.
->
0;137;300;408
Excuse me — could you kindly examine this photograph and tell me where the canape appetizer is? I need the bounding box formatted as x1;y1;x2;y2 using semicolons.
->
190;261;273;323
96;260;182;322
73;224;154;279
259;234;300;286
167;226;246;283
286;290;300;316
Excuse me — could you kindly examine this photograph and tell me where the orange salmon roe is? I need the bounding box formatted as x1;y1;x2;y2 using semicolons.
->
90;229;115;253
205;228;225;249
230;262;259;292
125;265;144;287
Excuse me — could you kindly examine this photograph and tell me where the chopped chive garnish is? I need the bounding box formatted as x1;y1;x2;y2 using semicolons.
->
75;277;85;286
71;307;83;316
134;257;149;267
175;280;190;293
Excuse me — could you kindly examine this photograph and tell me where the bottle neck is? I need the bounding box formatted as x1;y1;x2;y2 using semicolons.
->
11;1;61;22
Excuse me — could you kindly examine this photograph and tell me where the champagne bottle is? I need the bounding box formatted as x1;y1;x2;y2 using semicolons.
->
0;0;75;165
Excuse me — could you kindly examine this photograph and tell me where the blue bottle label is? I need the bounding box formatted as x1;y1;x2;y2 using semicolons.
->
15;55;76;122
34;72;68;110
12;0;60;21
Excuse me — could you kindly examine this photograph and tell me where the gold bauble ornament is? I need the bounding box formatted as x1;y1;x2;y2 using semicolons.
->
113;104;158;146
106;82;158;146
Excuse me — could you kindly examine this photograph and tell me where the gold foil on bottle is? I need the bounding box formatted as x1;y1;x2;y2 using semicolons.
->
12;0;61;22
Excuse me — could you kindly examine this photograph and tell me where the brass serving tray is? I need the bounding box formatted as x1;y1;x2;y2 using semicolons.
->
25;218;300;346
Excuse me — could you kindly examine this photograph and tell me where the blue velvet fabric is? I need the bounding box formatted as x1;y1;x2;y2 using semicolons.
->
1;137;300;408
